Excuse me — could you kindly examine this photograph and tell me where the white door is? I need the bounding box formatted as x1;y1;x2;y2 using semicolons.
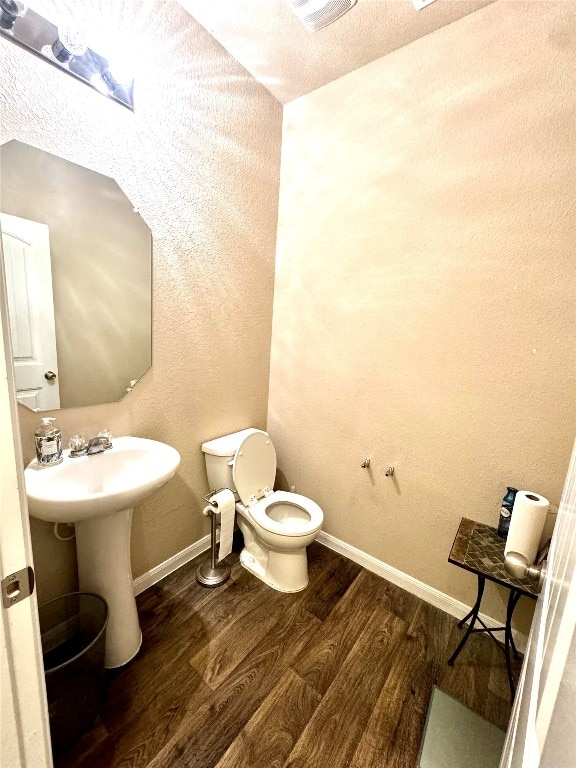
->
0;212;60;411
0;252;53;767
501;439;576;767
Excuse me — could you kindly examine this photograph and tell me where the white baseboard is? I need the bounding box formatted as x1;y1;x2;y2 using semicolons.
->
132;534;211;596
132;529;528;653
317;530;528;653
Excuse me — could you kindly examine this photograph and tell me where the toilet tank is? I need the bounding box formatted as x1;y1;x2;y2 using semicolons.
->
201;428;260;496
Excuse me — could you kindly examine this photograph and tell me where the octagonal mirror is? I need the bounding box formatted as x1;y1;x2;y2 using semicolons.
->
0;140;151;411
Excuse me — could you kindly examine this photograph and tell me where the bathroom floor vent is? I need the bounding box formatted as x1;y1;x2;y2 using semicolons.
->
285;0;358;31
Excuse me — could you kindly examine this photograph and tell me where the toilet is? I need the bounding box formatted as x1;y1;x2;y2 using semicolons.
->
201;428;323;592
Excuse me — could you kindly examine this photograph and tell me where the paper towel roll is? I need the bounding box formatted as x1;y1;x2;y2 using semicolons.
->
209;489;236;562
504;490;549;564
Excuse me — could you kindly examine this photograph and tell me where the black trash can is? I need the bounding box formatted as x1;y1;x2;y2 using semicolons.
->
39;592;108;752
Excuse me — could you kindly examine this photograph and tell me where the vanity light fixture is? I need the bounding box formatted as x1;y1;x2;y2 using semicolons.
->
0;3;134;110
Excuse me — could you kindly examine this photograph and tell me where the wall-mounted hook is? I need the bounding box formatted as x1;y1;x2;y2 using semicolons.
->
361;458;371;469
385;466;395;477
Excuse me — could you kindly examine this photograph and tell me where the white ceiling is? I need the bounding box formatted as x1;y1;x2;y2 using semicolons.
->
178;0;495;103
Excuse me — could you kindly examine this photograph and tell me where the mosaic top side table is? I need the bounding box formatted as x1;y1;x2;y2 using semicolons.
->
447;517;538;700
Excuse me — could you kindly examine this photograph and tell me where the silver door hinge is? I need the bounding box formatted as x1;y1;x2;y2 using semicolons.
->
2;567;35;609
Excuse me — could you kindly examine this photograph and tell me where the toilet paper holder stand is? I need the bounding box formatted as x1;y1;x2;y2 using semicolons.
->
196;488;233;588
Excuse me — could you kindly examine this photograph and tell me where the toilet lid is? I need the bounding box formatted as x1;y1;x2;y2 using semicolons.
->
232;430;277;506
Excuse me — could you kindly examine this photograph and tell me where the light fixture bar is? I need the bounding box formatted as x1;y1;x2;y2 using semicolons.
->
0;3;134;110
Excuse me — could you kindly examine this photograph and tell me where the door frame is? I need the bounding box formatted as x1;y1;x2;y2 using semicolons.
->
0;241;53;767
500;437;576;767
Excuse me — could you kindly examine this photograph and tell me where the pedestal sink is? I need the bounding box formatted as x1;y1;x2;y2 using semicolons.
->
25;436;181;668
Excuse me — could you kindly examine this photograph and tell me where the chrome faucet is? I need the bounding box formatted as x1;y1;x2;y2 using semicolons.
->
86;436;111;454
69;430;113;457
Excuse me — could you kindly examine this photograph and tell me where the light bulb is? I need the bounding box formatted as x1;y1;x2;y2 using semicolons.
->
89;71;112;95
90;60;133;97
94;31;135;88
107;50;134;87
0;0;27;30
52;25;87;63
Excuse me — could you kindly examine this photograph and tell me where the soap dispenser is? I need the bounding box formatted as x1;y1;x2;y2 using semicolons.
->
34;417;63;467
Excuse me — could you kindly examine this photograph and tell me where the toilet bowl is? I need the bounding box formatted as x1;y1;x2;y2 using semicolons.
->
201;429;323;592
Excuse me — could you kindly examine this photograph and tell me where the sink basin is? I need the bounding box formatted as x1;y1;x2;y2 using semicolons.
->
25;436;181;523
25;436;180;668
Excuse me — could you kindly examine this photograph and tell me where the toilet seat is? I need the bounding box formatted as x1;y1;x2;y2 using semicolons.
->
245;491;323;537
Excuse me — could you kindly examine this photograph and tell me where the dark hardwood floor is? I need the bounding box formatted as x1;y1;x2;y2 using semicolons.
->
56;543;517;768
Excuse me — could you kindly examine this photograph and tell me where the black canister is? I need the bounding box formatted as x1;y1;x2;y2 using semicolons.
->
497;486;518;539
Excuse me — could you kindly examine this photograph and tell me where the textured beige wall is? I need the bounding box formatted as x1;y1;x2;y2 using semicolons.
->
1;0;282;602
1;140;152;408
269;1;576;632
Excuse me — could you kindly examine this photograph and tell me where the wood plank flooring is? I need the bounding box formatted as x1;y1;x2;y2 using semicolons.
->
56;543;518;768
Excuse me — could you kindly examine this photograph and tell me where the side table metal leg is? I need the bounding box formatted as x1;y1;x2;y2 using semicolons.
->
448;575;485;666
457;604;476;629
504;589;523;701
506;590;522;660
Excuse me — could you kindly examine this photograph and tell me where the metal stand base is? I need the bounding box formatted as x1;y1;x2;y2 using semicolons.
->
196;559;230;587
196;495;231;588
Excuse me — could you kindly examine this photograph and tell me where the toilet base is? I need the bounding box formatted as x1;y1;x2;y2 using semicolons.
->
240;545;309;593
